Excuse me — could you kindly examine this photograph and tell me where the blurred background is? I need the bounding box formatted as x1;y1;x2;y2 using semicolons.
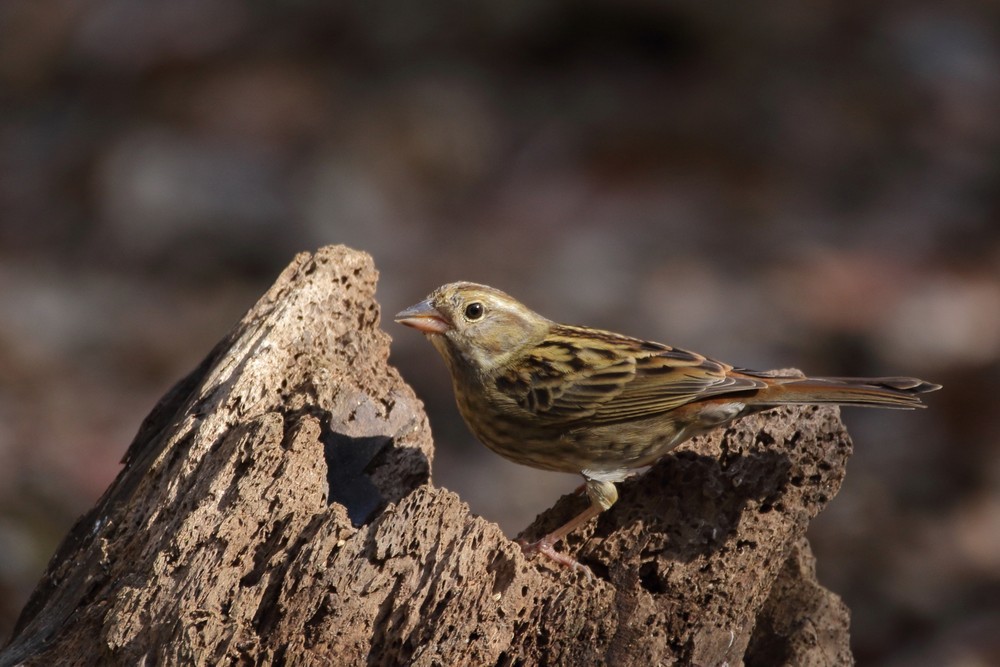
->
1;1;998;663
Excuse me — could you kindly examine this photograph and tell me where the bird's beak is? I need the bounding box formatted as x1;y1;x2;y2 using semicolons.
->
395;299;451;334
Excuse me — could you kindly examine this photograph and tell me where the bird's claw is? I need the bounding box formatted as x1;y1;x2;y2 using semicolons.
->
517;537;593;580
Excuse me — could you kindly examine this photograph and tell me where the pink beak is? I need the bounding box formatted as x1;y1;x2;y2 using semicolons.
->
395;299;451;334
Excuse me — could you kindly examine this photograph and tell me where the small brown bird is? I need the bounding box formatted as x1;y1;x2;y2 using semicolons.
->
396;282;940;573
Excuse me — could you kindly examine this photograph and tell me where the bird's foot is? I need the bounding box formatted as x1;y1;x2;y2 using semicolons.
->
516;537;593;580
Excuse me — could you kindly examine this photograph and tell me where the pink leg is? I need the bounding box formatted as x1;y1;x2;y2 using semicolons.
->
517;478;618;577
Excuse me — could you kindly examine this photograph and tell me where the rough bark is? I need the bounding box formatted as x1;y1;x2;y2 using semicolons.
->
1;245;853;666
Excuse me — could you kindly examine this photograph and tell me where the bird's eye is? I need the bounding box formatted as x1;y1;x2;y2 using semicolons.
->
464;302;485;321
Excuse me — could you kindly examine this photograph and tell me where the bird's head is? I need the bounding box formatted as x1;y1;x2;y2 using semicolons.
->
395;282;550;374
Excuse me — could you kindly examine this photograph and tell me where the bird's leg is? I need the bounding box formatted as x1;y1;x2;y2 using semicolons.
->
518;479;618;575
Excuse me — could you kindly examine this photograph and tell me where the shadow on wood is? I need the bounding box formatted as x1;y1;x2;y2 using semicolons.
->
1;245;853;666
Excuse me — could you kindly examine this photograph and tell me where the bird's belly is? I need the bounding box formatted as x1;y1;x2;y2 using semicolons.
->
463;406;692;475
565;418;693;470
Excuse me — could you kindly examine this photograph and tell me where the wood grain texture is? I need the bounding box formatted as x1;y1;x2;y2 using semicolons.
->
1;246;853;666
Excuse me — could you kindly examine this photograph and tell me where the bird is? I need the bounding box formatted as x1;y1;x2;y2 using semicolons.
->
395;281;941;573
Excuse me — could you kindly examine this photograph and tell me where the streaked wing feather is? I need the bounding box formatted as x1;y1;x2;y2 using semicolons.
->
590;366;764;424
495;326;766;424
494;337;637;421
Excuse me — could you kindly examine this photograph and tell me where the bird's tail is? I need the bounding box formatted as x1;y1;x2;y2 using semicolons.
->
738;372;941;409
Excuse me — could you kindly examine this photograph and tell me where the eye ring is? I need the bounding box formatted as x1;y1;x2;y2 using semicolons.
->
464;302;485;321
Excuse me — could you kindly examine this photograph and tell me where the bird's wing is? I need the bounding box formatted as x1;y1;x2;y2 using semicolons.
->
589;342;766;424
493;329;636;421
493;326;766;424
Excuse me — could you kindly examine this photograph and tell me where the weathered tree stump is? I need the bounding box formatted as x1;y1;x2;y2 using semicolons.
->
1;245;853;666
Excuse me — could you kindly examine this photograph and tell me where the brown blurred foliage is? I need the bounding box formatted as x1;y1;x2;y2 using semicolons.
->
1;1;998;663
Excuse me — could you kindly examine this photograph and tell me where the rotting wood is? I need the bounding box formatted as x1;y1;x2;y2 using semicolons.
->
1;245;853;666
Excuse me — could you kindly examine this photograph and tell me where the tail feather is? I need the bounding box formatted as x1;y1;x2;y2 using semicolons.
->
738;373;942;410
